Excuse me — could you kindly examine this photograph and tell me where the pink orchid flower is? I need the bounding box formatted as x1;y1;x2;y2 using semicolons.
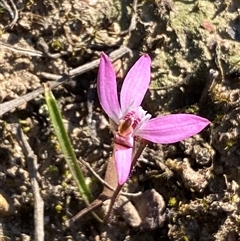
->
97;53;210;185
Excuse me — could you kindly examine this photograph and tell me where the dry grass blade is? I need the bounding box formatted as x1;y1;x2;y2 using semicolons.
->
0;46;130;117
0;0;19;29
80;158;141;197
0;41;43;56
11;124;44;241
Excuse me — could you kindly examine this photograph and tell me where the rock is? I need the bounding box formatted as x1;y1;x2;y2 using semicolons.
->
133;189;166;230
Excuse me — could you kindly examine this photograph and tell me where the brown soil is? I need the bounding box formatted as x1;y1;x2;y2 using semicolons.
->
0;0;240;240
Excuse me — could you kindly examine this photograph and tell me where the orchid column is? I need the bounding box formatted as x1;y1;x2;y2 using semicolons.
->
97;53;210;185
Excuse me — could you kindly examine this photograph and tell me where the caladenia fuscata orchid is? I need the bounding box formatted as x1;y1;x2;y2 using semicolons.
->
97;53;210;186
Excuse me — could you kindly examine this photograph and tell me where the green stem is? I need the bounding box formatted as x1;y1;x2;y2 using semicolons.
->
44;84;92;202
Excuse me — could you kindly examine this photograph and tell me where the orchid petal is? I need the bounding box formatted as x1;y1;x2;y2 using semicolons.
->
120;54;151;113
136;114;210;144
114;141;134;185
97;53;122;123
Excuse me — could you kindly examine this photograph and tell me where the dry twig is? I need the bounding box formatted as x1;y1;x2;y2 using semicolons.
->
0;46;130;117
11;124;44;241
80;158;141;197
0;0;19;29
121;0;138;35
0;40;44;57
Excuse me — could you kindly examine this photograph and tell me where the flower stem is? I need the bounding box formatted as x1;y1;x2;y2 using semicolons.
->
131;140;148;168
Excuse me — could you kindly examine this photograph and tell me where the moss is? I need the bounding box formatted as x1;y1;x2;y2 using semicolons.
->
168;197;178;207
50;39;62;51
47;165;59;173
223;139;236;150
55;204;63;213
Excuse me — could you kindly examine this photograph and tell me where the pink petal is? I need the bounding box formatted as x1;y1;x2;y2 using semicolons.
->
120;54;151;113
136;114;210;144
97;53;122;123
114;142;133;185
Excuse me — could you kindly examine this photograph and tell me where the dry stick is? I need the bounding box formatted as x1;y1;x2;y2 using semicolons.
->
121;0;138;35
7;0;18;28
0;39;67;58
11;124;44;241
80;158;141;197
0;0;19;29
0;41;44;57
0;46;130;117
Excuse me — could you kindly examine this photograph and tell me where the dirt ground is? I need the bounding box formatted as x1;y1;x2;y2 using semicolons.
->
1;0;240;240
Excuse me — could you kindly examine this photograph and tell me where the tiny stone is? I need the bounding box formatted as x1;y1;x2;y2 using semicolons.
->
114;196;142;228
133;189;166;230
6;166;18;177
0;192;12;216
21;234;31;241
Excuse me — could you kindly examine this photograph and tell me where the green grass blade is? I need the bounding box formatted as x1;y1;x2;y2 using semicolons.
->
44;84;92;202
